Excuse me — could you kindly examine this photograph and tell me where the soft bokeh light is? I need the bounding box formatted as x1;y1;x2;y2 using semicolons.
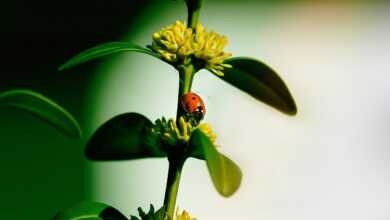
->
85;1;390;219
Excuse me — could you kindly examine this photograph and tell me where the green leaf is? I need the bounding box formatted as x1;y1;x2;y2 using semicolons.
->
189;129;242;197
130;205;165;220
0;89;82;138
59;42;161;71
86;112;166;161
221;57;297;115
152;207;166;220
52;201;128;220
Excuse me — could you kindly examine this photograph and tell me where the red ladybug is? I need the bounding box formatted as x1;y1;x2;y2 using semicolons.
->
180;92;206;125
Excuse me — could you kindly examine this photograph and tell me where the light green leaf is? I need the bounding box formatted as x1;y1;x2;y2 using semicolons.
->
86;113;166;161
220;57;297;115
59;42;161;70
52;201;128;220
0;89;81;138
189;129;242;197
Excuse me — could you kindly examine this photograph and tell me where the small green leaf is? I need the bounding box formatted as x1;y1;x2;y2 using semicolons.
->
0;89;81;138
86;113;166;161
189;129;242;197
153;207;166;220
131;205;165;220
59;42;161;71
220;57;297;115
52;201;128;220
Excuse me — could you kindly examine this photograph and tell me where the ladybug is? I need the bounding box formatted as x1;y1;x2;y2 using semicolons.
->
180;92;206;126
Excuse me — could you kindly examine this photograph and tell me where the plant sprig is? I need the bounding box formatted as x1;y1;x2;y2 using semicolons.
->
52;0;297;219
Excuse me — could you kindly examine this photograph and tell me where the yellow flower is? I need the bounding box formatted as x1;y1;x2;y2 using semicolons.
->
192;24;232;76
197;123;217;144
175;209;196;220
152;21;193;63
152;117;194;146
152;21;232;75
152;117;218;148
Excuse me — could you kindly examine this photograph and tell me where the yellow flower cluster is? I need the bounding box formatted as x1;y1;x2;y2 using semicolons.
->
197;123;217;144
152;117;217;147
152;21;194;64
153;117;194;147
152;21;232;76
175;209;196;220
192;24;232;76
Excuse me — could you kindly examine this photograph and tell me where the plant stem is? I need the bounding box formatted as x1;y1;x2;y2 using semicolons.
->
163;65;195;219
186;0;204;29
188;8;200;29
179;64;195;97
176;64;195;119
162;1;203;218
163;159;184;219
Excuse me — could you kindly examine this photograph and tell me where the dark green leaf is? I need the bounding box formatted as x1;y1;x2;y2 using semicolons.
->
153;207;165;220
130;205;165;220
59;42;161;71
189;129;242;197
86;113;166;161
0;89;81;138
220;57;297;115
52;201;128;220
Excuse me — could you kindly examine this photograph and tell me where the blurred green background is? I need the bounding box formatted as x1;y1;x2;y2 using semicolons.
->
0;0;154;219
1;0;390;219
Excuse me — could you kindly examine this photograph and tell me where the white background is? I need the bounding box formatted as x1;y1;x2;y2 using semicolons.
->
86;1;390;219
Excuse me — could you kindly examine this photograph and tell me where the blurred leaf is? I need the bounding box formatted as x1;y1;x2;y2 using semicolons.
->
59;42;161;70
52;201;128;220
189;129;242;197
131;205;165;220
86;112;166;161
0;89;81;138
220;57;297;115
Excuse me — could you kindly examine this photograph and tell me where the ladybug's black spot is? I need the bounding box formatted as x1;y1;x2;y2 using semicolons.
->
192;97;196;100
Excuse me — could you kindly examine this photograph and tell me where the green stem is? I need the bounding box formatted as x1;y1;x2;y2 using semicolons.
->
178;64;195;97
163;159;184;219
186;0;204;29
162;1;203;218
188;8;200;29
163;65;195;219
176;64;195;119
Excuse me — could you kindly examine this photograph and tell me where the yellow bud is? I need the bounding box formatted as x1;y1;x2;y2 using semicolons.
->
198;123;217;144
221;63;232;68
161;51;177;62
175;208;196;220
163;133;172;140
153;32;161;41
178;117;187;137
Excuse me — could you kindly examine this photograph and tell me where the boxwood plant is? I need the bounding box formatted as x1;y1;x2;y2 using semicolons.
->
3;0;298;219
